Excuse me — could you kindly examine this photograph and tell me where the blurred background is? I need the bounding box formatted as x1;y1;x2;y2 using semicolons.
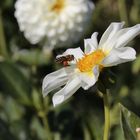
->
0;0;140;140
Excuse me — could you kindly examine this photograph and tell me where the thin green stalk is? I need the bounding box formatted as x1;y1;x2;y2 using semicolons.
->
83;123;92;140
41;113;53;140
103;92;110;140
118;0;129;26
36;95;53;140
42;97;53;140
0;10;8;58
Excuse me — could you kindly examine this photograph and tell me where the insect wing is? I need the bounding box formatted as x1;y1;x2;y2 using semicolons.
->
56;56;66;63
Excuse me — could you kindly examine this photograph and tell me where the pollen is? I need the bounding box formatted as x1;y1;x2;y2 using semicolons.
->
50;0;65;13
77;50;106;72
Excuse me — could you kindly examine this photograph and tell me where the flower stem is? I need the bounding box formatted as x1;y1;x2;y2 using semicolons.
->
103;91;110;140
42;113;53;140
36;92;53;140
41;97;53;140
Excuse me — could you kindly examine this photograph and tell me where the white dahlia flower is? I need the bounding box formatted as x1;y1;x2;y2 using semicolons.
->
14;0;94;47
42;22;139;106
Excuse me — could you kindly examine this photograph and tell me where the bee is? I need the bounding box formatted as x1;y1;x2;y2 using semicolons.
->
55;55;74;66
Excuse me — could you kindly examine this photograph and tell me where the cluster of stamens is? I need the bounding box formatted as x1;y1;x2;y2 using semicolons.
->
50;0;65;13
77;50;105;72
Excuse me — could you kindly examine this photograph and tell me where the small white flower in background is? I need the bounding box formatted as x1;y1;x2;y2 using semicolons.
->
42;22;140;106
14;0;94;47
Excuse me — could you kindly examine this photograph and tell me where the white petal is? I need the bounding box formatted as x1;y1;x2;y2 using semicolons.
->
63;47;84;60
15;0;94;46
102;47;136;67
52;76;81;106
42;67;74;97
78;66;99;90
114;24;140;48
84;32;98;54
99;22;124;48
117;47;136;59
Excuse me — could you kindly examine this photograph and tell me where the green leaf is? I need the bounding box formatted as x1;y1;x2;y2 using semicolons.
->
3;97;25;122
83;123;92;140
32;89;42;110
85;111;103;140
0;61;31;105
0;118;16;140
120;104;140;140
30;117;48;140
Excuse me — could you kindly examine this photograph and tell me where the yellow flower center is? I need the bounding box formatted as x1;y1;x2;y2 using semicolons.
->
77;50;106;73
50;0;65;13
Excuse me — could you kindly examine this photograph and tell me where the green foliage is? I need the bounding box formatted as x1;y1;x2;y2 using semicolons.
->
0;61;31;105
132;54;140;74
120;104;140;140
13;49;52;66
0;0;140;140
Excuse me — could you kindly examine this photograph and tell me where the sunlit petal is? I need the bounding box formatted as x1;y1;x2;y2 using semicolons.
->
62;47;84;60
114;24;140;48
84;32;98;54
99;22;124;49
52;76;81;106
102;47;136;67
78;66;99;90
42;66;74;97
